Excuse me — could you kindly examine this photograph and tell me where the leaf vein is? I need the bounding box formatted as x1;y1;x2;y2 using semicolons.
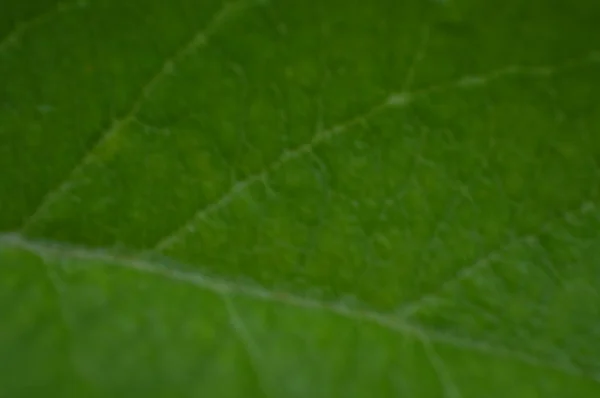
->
154;50;600;250
396;199;598;318
19;0;261;232
1;232;598;384
0;0;86;54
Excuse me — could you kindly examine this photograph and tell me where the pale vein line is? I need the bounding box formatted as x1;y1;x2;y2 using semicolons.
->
421;328;595;382
0;1;87;54
0;232;598;384
421;338;463;398
42;261;93;386
396;200;598;318
1;232;407;332
223;294;272;397
19;0;259;232
155;50;600;251
155;97;389;250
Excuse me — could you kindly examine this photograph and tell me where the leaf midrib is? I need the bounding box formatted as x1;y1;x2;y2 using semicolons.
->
1;229;597;384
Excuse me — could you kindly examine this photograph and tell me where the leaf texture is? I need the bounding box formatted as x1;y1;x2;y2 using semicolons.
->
1;0;600;396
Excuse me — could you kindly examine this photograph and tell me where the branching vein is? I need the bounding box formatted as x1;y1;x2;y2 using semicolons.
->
223;294;273;397
19;0;261;231
422;337;463;398
0;1;86;54
3;0;600;390
1;232;598;384
396;199;597;318
154;50;600;250
42;259;92;386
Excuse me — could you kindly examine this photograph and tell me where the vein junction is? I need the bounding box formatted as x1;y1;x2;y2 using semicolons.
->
2;0;600;386
0;231;598;384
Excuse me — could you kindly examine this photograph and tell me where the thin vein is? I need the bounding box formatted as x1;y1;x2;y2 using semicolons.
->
19;0;258;232
223;294;272;397
154;97;387;250
396;199;598;318
421;328;597;382
1;232;598;384
1;230;416;335
155;50;600;251
42;261;93;386
422;338;463;398
0;1;86;54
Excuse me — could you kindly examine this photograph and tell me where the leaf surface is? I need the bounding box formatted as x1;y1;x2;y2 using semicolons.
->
1;0;600;396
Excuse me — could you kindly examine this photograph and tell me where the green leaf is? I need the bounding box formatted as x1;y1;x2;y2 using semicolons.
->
1;0;600;396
